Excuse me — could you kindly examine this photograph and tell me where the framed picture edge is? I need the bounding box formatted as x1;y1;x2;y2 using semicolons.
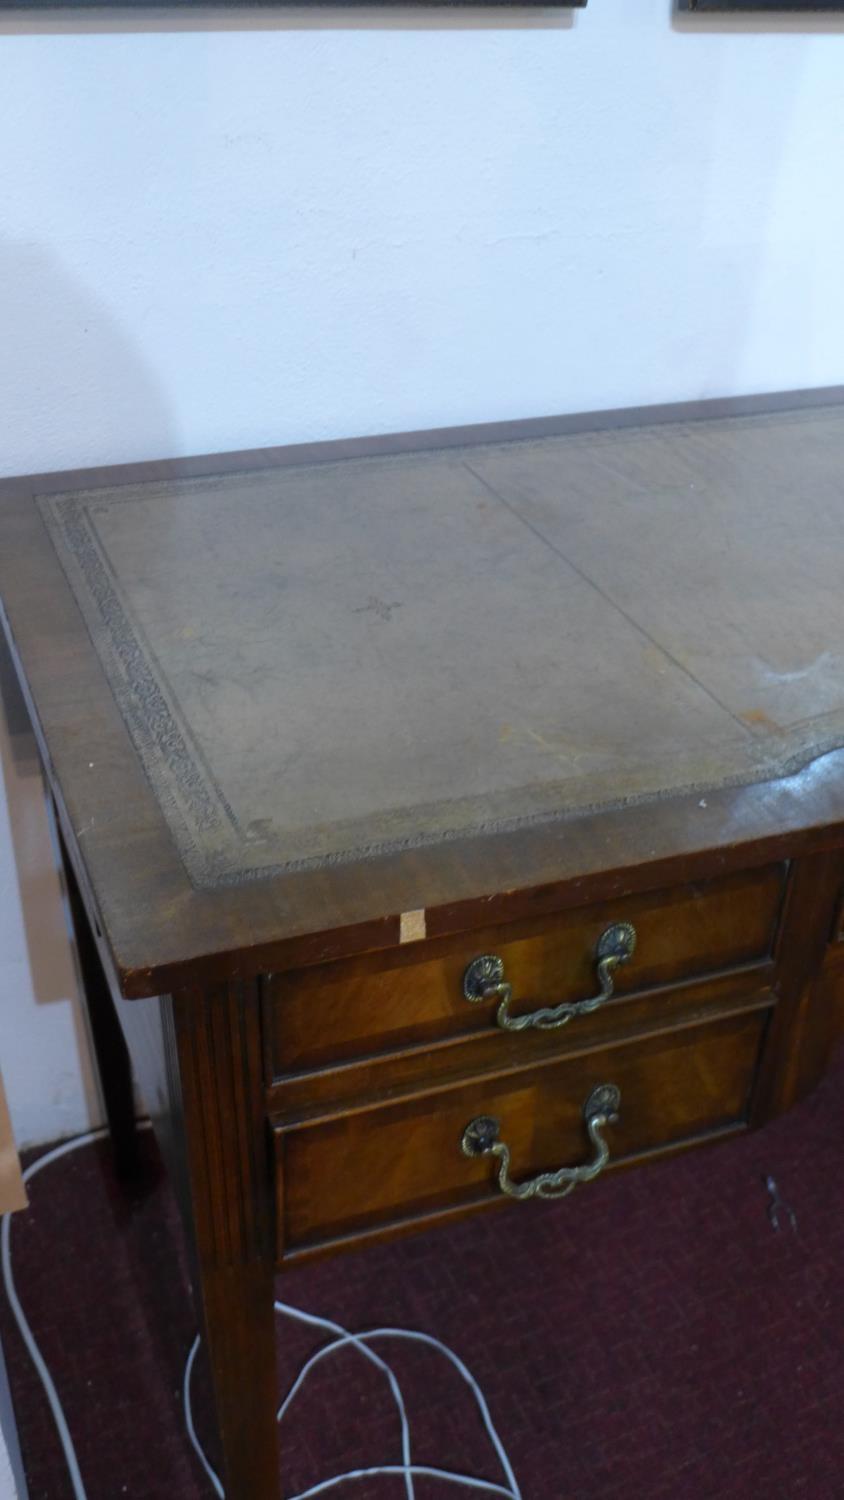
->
679;0;844;10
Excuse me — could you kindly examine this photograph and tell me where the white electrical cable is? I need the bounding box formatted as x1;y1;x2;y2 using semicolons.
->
186;1304;422;1500
185;1303;521;1500
281;1467;518;1499
274;1303;417;1500
274;1306;522;1500
184;1336;225;1499
1;1128;110;1500
2;1130;523;1500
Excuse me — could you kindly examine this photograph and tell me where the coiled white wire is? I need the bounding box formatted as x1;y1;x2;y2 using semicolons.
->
1;1129;111;1500
2;1128;522;1500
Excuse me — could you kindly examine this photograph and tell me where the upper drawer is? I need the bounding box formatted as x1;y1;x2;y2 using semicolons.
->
266;862;786;1077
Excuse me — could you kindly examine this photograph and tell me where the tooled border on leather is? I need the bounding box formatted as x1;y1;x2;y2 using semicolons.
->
39;491;237;885
36;410;844;889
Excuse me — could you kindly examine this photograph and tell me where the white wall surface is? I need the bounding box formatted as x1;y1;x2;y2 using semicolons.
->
2;0;844;1145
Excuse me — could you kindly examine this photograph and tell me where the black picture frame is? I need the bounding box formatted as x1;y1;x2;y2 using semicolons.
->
681;1;844;9
0;0;587;7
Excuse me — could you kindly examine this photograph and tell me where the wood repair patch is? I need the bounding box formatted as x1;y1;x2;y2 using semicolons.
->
399;908;427;943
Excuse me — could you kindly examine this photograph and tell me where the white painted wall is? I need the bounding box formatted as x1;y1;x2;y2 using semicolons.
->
2;0;844;1146
0;656;99;1148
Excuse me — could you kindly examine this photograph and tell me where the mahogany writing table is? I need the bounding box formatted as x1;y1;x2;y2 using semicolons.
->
3;388;844;1498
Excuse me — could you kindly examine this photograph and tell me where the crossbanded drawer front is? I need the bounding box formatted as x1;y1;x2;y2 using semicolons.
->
272;1006;769;1261
266;863;786;1080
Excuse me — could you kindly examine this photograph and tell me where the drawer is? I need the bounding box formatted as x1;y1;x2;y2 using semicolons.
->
266;863;786;1078
273;1007;769;1259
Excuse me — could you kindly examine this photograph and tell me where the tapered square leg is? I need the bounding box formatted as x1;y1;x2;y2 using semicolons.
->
173;981;281;1500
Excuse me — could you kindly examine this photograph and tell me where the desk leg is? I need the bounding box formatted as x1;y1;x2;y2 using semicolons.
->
173;982;280;1500
57;822;139;1177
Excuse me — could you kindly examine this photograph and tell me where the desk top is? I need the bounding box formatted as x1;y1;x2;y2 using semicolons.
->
3;389;844;994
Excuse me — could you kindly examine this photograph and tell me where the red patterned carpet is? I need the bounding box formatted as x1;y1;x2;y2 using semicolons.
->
3;1046;844;1500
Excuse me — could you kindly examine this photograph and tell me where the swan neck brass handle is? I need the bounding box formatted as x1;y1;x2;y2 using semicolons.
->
461;1084;620;1202
463;922;636;1033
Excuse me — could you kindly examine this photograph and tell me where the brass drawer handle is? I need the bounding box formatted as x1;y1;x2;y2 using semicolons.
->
461;1083;620;1201
462;922;636;1032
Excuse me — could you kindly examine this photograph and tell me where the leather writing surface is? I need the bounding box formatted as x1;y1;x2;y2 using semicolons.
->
38;404;844;887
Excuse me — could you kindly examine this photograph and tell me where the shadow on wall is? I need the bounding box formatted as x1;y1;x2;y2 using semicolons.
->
0;241;175;477
0;244;175;1145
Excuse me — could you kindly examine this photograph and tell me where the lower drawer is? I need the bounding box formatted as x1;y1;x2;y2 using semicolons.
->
273;1006;769;1260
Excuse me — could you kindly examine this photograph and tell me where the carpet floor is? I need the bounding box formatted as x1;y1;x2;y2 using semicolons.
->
3;1046;844;1500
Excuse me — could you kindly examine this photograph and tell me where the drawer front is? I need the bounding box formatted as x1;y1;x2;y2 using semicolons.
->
274;1007;769;1259
267;863;786;1078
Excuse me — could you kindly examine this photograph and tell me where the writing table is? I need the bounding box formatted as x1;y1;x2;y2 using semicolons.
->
3;388;844;1497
